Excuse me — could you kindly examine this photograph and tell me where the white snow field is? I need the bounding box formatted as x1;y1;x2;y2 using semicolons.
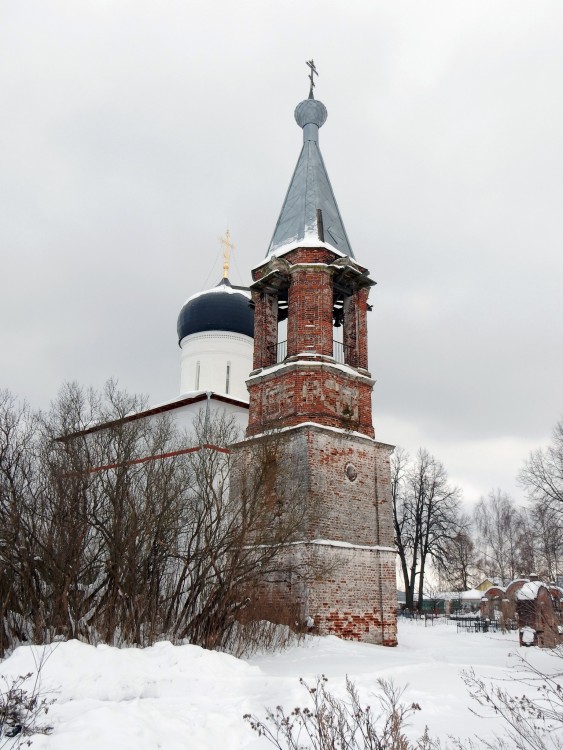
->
1;618;562;749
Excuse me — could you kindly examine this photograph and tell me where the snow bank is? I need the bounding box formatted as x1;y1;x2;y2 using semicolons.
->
1;622;562;749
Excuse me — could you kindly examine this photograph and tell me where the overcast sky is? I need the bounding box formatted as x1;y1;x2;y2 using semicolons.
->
1;1;562;507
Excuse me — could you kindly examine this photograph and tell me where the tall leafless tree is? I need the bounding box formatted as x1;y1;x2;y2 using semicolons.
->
473;490;524;583
392;447;461;611
436;517;477;592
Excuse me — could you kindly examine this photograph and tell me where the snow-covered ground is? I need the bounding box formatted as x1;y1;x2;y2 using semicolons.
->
1;618;561;749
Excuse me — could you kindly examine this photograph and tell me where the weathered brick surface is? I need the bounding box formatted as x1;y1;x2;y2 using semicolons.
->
287;266;333;358
240;424;394;547
245;543;397;646
252;290;278;370
233;425;397;645
517;586;563;648
343;287;370;370
240;242;397;645
246;363;375;438
283;247;341;266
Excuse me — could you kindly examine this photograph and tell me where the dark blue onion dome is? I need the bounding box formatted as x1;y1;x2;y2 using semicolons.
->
177;278;254;345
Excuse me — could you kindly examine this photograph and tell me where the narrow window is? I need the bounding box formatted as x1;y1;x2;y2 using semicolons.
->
226;362;231;394
195;361;200;390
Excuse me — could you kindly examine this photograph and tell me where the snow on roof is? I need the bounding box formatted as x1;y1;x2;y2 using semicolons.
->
438;589;483;601
64;391;250;438
184;283;251;305
252;238;347;270
150;391;249;410
247;357;374;383
516;581;544;601
246;420;385;446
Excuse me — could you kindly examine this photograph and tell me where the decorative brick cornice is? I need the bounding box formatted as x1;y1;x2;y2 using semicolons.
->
247;358;374;385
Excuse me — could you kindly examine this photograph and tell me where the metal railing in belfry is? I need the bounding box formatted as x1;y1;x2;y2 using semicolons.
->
267;339;353;365
332;340;353;365
267;340;287;364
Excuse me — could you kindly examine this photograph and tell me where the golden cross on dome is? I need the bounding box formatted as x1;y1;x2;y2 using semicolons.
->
220;229;235;279
306;59;318;97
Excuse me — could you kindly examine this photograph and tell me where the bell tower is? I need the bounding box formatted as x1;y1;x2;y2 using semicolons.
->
241;71;397;645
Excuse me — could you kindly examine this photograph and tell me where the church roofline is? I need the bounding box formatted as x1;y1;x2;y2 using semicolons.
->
57;391;249;440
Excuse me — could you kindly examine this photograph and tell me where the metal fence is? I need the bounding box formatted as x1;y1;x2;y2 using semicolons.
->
452;617;500;633
267;339;353;365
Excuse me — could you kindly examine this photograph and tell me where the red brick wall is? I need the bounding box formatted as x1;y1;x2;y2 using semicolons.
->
283;247;340;265
287;266;333;358
240;244;396;645
252;290;278;370
246;362;375;437
244;543;397;646
342;288;369;370
232;424;397;646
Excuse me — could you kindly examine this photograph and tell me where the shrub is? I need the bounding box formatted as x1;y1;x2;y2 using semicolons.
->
244;675;440;749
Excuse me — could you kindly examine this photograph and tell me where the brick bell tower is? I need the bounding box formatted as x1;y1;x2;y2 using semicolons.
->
241;71;397;646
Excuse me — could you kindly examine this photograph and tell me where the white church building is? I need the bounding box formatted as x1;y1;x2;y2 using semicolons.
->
98;270;255;441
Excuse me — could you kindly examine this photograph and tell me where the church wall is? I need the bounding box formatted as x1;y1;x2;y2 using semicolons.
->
232;423;397;646
244;543;397;646
261;424;393;547
306;544;397;645
167;399;249;438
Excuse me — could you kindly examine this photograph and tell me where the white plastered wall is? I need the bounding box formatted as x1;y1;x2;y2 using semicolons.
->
179;331;253;402
166;397;249;438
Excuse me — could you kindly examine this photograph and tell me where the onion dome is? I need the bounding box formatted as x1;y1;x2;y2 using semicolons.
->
177;278;254;344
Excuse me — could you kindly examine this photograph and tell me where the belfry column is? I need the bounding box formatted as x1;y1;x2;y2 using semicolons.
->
252;290;278;370
286;265;333;359
343;287;370;370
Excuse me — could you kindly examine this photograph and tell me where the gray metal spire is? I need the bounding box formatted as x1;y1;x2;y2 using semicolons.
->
267;90;354;259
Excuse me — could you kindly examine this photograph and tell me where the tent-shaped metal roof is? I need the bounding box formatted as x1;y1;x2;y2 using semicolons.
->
267;94;354;259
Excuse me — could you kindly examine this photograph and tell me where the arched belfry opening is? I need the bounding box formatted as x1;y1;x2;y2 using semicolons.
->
250;256;375;371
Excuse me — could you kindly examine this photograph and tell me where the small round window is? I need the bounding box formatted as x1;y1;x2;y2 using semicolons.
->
345;463;357;482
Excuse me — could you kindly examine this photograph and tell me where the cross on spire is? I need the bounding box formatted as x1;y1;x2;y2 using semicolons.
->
306;59;318;98
219;229;235;279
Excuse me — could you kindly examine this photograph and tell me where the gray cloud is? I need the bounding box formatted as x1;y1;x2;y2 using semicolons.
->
1;0;562;504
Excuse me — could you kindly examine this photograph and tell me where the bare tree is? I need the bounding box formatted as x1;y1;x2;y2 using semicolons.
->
531;502;563;583
519;419;563;585
474;490;524;583
0;382;310;654
437;518;477;592
0;390;40;656
520;418;563;508
392;448;461;611
159;410;308;649
391;447;413;609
